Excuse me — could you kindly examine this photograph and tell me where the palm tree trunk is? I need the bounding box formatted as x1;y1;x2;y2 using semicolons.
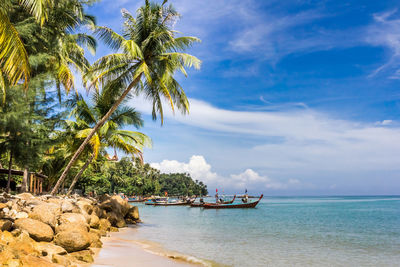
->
66;153;95;196
6;152;13;193
50;73;142;195
22;167;28;192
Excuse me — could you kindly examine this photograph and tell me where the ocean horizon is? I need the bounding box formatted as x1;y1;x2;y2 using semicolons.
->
121;195;400;266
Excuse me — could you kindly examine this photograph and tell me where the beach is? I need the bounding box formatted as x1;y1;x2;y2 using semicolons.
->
93;196;400;267
92;227;200;267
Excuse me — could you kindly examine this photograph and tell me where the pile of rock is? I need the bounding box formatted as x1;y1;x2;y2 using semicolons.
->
0;192;140;266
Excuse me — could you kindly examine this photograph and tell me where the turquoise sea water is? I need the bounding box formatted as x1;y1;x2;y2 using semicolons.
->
128;196;400;266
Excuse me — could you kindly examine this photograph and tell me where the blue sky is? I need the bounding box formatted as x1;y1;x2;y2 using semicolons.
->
85;0;400;195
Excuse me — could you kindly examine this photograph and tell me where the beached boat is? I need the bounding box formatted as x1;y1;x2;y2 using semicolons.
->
191;195;236;207
202;194;263;209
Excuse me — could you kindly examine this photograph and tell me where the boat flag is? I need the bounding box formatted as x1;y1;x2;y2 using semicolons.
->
245;188;247;193
216;188;218;193
165;191;168;196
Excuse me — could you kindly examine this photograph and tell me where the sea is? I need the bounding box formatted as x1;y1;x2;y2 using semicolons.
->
124;196;400;266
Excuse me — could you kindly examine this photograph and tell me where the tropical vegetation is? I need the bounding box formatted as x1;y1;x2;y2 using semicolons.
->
0;0;205;196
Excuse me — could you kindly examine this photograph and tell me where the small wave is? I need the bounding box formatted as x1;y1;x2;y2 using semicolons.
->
133;239;224;267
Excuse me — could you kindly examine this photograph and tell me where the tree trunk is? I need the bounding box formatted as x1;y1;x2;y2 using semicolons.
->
21;167;28;192
50;74;142;195
66;153;95;196
6;152;13;193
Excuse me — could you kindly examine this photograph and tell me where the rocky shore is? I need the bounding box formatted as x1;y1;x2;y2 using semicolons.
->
0;192;140;266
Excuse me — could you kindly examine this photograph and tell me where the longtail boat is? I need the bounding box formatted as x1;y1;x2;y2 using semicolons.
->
202;194;263;209
145;198;195;206
191;195;236;207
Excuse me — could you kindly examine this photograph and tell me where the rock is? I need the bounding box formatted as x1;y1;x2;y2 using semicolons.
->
0;203;8;210
98;218;111;236
15;211;28;219
88;229;102;248
110;226;119;232
93;205;106;219
89;214;100;229
125;206;140;221
9;230;39;256
54;229;91;252
14;218;54;242
61;200;78;212
55;222;89;234
106;211;126;228
77;200;93;215
20;254;58;266
15;193;34;200
0;230;15;243
25;199;44;207
52;254;71;266
0;219;13;231
99;195;130;217
29;203;61;228
58;212;87;226
34;242;67;257
69;249;94;263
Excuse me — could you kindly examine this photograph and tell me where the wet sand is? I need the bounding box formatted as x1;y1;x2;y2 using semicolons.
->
92;228;199;267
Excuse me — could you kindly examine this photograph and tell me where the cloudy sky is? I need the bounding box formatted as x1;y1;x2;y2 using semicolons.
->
86;0;400;195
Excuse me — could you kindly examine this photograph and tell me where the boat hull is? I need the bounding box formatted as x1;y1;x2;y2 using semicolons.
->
202;195;263;209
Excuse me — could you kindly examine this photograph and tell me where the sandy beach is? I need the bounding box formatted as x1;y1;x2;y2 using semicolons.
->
92;227;200;267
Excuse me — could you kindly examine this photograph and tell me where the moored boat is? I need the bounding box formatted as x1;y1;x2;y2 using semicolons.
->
202;194;263;209
191;195;236;207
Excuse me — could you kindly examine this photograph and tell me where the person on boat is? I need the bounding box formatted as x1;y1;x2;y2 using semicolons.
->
242;189;249;203
200;197;204;204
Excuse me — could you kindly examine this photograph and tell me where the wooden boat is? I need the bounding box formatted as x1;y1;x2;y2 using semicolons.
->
127;197;146;203
191;195;236;207
202;194;263;209
145;198;195;206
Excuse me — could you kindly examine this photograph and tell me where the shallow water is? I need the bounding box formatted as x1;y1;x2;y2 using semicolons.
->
127;196;400;266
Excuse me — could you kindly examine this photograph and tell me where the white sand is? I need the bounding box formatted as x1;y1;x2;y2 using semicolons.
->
92;229;198;267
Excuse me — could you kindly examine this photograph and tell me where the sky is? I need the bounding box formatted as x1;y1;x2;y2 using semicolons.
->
85;0;400;195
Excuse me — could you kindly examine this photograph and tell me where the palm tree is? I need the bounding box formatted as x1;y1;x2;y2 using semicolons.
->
50;0;201;194
1;0;96;101
65;93;151;195
0;0;50;93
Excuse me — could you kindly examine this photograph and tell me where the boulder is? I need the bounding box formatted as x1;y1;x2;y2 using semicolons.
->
0;219;13;231
0;230;15;244
69;249;94;263
15;211;28;219
60;200;79;213
52;254;71;266
58;212;87;226
88;229;102;248
106;211;126;228
99;195;130;217
34;242;67;257
0;203;8;210
54;229;91;252
55;222;89;234
14;218;54;242
20;254;58;266
89;214;100;229
15;193;34;201
29;203;61;228
76;200;93;215
125;206;139;221
98;218;111;236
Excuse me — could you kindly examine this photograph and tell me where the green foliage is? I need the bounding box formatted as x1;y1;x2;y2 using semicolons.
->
78;157;208;196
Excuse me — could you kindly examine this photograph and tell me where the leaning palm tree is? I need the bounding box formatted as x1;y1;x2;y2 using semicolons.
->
0;0;51;92
51;0;201;194
65;93;151;195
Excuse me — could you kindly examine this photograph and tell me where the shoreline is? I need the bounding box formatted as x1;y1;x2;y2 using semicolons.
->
92;226;204;267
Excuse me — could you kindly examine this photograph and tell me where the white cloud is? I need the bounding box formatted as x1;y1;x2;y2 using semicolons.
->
366;10;400;77
150;155;217;183
151;155;301;191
